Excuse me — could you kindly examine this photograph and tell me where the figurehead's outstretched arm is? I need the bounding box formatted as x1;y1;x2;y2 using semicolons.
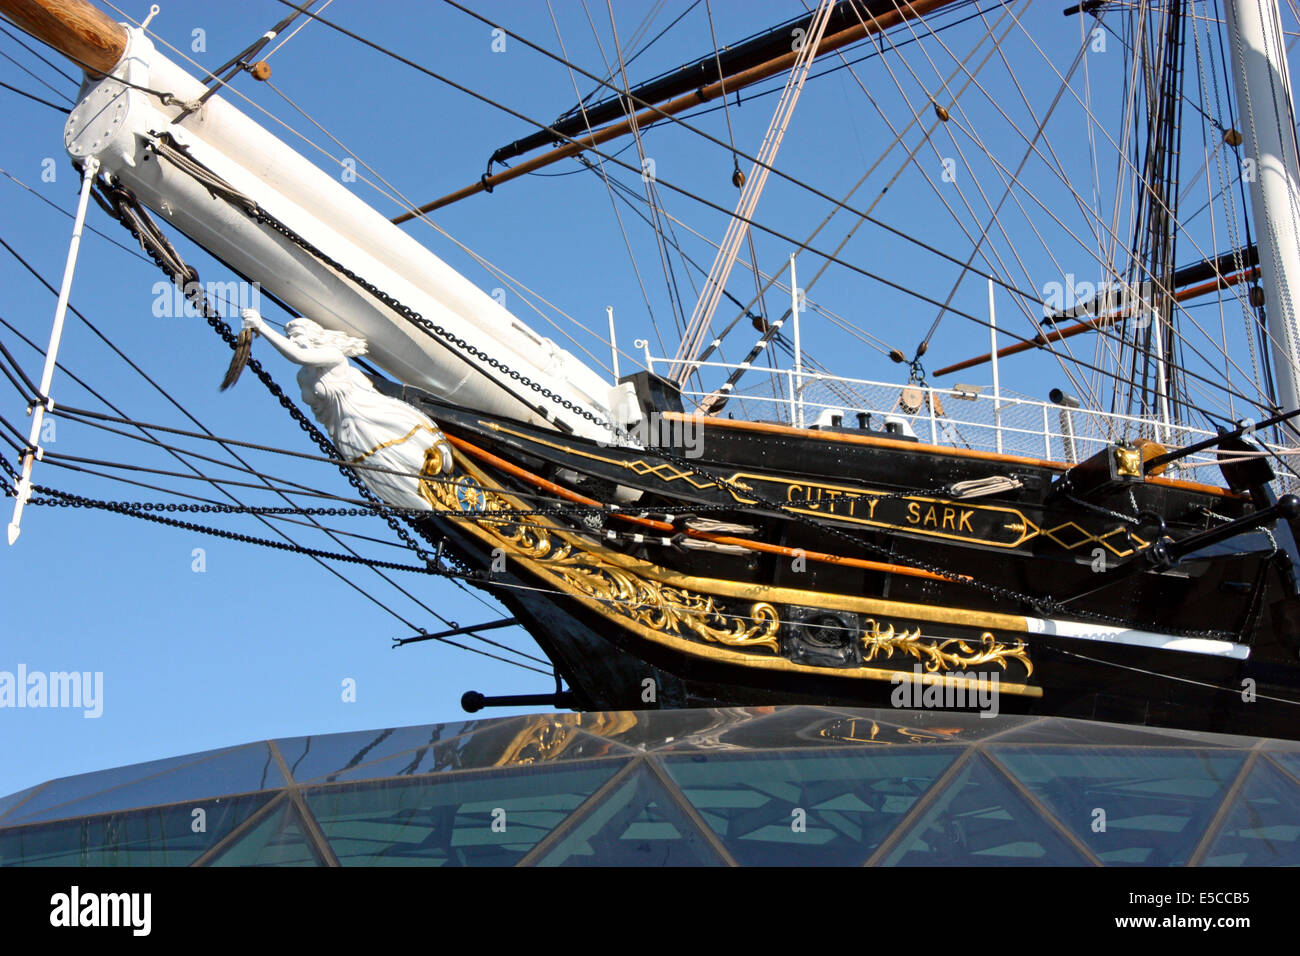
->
241;309;341;367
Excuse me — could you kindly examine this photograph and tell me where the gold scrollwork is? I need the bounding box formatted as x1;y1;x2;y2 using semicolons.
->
860;618;1033;676
421;472;781;652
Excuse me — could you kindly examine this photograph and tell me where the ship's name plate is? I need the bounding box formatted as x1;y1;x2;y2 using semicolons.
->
727;474;1038;549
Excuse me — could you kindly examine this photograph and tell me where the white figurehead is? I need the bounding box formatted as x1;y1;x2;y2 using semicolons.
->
240;308;453;511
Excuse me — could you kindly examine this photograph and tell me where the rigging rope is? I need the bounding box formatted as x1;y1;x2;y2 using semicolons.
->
129;141;1247;640
0;214;527;665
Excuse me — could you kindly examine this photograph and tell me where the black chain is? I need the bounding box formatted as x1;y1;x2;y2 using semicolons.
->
23;496;719;522
141;141;1233;639
28;481;450;576
96;181;459;572
0;451;17;496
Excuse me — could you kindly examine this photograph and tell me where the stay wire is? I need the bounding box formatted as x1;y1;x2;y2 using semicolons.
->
0;48;74;104
275;0;1045;309
0;235;523;664
0;77;70;114
300;0;1261;413
0;20;79;86
12;467;550;675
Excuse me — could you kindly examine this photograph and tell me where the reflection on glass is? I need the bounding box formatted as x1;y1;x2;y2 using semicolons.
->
278;725;474;783
4;744;272;825
992;747;1245;865
882;754;1089;865
306;760;628;866
662;748;959;865
207;799;322;867
533;764;722;866
0;784;46;823
1;793;273;866
1270;750;1300;783
1201;759;1300;866
989;718;1241;747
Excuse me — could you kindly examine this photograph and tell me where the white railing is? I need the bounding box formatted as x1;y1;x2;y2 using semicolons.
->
632;344;1295;489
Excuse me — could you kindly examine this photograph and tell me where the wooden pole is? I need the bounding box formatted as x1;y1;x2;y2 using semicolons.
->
391;0;954;223
0;0;126;75
933;267;1261;377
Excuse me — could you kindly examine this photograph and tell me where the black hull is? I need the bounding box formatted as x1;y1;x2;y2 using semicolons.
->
389;386;1300;739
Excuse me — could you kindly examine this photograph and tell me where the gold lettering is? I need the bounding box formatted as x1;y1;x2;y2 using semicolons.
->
776;481;995;542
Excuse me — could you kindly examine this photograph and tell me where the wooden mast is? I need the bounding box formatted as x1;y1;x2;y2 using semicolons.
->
0;0;125;75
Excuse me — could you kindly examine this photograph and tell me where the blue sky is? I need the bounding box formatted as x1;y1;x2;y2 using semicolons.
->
0;1;1281;799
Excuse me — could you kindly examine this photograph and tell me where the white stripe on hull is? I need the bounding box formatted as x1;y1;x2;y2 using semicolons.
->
1025;617;1249;659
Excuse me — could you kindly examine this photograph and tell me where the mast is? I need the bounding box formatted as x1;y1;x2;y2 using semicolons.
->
1226;0;1300;419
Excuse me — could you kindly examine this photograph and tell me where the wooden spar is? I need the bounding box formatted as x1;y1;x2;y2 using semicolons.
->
391;0;955;223
0;0;125;75
933;266;1261;377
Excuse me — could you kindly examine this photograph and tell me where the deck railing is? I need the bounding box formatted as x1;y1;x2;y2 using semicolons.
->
631;344;1295;489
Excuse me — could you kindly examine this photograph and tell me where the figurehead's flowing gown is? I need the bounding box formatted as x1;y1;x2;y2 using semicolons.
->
296;358;451;511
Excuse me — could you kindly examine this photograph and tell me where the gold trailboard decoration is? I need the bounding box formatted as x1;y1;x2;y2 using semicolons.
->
420;461;781;652
861;620;1033;677
414;445;1040;694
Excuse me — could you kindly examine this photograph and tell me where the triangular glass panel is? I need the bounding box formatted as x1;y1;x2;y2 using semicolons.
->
655;706;847;751
881;753;1091;865
1199;758;1300;866
278;724;479;783
3;743;269;824
990;747;1246;865
533;763;723;866
305;757;629;866
567;708;769;753
0;783;46;823
7;744;283;825
863;709;1030;744
1269;750;1300;781
206;798;324;867
662;746;961;865
0;792;275;867
324;728;633;784
993;718;1249;748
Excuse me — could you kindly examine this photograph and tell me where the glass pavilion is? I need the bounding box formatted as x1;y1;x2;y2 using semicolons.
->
3;706;1298;866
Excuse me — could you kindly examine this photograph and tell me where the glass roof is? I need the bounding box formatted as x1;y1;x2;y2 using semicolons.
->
2;707;1298;866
